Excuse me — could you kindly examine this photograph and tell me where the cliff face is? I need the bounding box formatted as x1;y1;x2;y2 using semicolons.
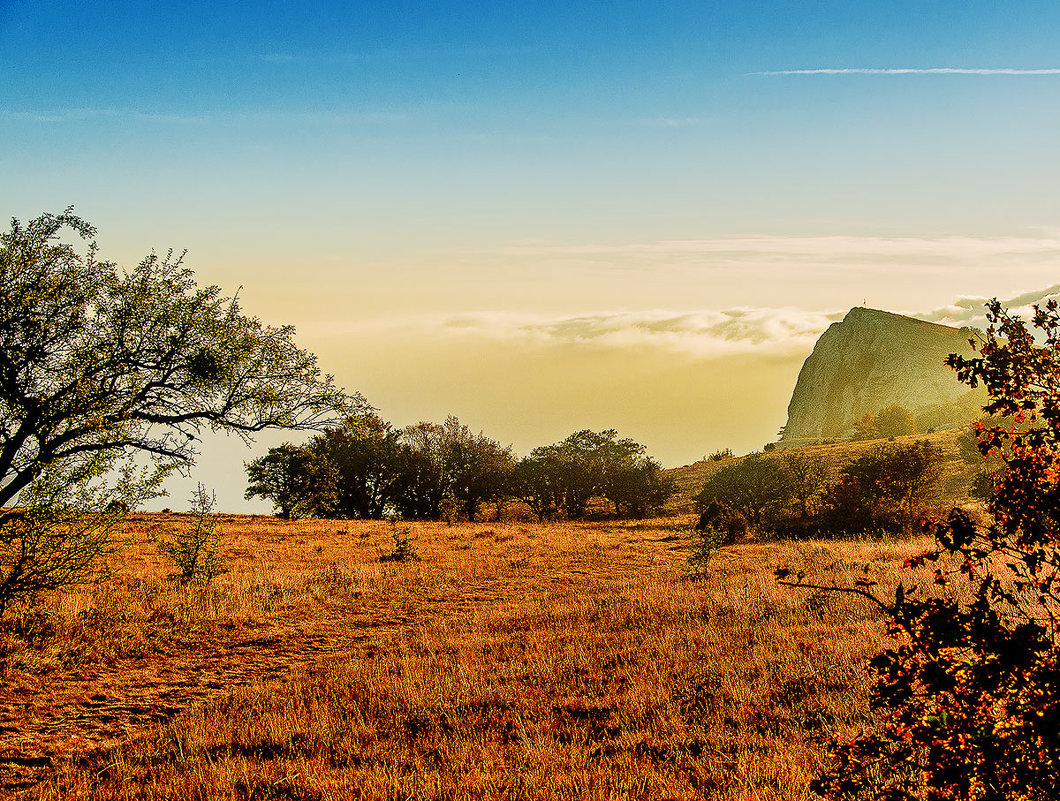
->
783;307;980;441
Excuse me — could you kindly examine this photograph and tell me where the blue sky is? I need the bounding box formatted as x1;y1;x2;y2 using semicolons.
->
3;2;1060;509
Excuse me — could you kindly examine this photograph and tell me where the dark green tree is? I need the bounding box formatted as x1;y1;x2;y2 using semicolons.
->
436;416;516;522
390;422;446;520
604;455;675;518
309;411;404;519
695;453;792;529
552;429;641;519
781;448;832;519
512;450;565;520
514;429;670;520
388;417;514;521
244;443;335;519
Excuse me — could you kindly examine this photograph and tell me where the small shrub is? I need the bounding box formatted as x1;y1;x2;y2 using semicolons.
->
685;526;729;580
969;468;999;502
158;485;228;586
695;501;748;544
0;466;136;616
708;448;735;461
381;519;418;562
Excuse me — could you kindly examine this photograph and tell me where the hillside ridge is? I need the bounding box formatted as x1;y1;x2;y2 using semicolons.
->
782;306;981;442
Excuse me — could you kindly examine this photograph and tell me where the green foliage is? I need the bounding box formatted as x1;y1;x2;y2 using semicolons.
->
244;443;335;519
695;452;792;529
708;448;735;461
247;413;516;523
511;451;564;520
0;209;352;611
245;418;669;524
158;485;228;586
309;410;404;519
684;526;730;580
818;441;945;536
787;298;1060;799
875;404;918;438
0;458;153;615
605;456;675;518
696;441;943;540
968;468;998;502
514;429;674;520
695;500;748;544
0;209;354;511
781;449;832;519
394;417;516;521
687;501;748;580
381;519;418;562
436;416;517;522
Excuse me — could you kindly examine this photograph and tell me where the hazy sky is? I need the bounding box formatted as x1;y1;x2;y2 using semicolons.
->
3;2;1060;511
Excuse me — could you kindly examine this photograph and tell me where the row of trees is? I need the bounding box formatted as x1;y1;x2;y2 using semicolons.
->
697;440;945;538
245;417;676;521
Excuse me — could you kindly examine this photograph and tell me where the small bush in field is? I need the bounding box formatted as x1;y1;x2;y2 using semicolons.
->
381;519;418;562
818;440;945;536
158;485;228;586
685;526;730;580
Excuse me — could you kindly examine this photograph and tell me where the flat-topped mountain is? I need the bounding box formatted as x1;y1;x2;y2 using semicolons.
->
782;307;983;442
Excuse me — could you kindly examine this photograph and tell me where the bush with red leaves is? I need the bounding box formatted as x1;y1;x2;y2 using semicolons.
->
780;298;1060;800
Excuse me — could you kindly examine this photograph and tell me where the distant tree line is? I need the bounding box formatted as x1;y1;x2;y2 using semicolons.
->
245;411;675;522
695;440;946;539
850;403;919;441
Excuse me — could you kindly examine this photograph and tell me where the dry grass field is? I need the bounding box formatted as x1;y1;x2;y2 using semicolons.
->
0;511;939;800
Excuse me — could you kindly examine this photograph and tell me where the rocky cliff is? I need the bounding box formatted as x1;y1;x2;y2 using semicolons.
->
783;307;982;442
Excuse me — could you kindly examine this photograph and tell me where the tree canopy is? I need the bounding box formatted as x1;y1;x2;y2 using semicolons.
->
0;209;355;508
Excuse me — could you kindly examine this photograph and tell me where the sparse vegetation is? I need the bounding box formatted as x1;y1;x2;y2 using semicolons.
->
381;518;418;562
157;485;228;586
0;512;914;799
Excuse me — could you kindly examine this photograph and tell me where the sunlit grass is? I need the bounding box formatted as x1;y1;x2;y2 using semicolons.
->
1;514;932;799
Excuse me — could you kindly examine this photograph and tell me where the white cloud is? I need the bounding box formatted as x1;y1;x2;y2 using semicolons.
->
312;281;1060;363
751;68;1060;76
917;285;1060;327
316;307;843;358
